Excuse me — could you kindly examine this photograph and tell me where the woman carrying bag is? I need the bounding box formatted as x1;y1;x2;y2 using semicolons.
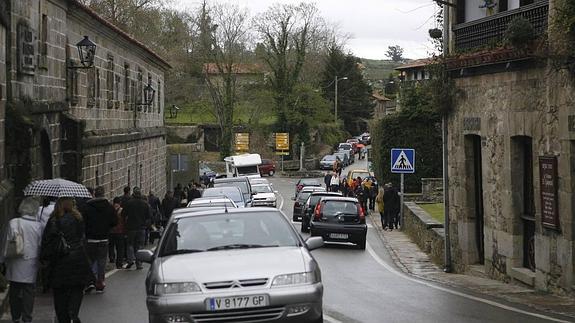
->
41;197;93;323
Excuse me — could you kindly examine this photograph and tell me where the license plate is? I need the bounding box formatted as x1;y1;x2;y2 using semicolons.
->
207;295;268;311
330;233;349;239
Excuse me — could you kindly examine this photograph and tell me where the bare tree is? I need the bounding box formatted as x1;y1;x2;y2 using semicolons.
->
198;1;250;159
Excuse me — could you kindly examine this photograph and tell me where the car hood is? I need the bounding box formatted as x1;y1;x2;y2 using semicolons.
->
253;193;276;199
159;247;306;283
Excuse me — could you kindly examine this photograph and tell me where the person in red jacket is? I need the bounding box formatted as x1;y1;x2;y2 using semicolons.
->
109;197;126;269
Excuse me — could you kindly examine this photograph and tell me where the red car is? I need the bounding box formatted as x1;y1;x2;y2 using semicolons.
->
259;159;276;176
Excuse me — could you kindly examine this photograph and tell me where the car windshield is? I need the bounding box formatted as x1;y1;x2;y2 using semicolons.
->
159;212;300;256
252;185;273;194
214;181;249;195
298;192;312;202
309;195;329;206
300;179;320;186
203;188;243;204
339;144;352;150
322;201;358;216
236;165;259;175
323;156;336;161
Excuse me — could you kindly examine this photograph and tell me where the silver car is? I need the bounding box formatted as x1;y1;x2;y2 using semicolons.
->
138;208;324;323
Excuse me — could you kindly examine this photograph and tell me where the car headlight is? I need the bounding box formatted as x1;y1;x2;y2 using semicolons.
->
272;272;318;287
155;282;202;295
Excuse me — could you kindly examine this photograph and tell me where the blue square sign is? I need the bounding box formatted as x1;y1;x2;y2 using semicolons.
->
391;148;415;174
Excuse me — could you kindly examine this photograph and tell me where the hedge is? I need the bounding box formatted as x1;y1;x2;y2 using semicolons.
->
370;113;442;193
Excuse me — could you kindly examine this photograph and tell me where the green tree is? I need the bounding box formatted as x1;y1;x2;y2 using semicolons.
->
253;2;323;145
386;45;404;62
321;46;374;135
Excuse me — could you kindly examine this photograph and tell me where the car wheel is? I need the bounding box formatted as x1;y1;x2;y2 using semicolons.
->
269;170;275;176
358;238;366;250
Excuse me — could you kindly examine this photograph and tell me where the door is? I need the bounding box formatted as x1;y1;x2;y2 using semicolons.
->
471;136;485;264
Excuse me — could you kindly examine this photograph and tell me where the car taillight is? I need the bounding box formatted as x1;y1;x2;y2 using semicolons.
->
314;203;322;220
294;201;300;207
357;204;365;222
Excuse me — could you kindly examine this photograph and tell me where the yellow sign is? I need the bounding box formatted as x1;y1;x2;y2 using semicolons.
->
235;133;250;152
275;132;289;151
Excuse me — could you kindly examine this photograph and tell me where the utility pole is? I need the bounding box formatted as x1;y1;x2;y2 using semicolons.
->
299;142;305;171
442;0;452;273
334;76;348;124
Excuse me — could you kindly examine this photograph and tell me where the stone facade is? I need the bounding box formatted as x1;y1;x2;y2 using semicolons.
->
446;0;574;293
2;0;169;209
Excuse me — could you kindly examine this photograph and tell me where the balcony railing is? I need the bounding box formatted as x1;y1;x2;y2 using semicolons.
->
453;1;548;52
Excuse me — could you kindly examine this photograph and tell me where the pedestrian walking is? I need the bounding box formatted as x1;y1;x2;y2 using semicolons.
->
383;183;400;230
200;173;210;188
330;172;340;192
356;184;368;214
174;183;183;206
123;187;151;270
323;172;332;192
41;197;93;323
108;197;126;269
119;186;131;207
80;186;117;292
375;187;386;229
161;191;178;227
0;197;45;323
369;178;378;211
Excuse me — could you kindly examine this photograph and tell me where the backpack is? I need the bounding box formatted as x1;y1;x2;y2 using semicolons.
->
6;219;24;258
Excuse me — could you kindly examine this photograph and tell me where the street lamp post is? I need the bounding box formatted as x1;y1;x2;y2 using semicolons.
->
334;76;348;123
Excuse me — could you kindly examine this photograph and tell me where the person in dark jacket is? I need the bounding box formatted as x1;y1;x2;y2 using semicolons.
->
187;184;201;204
383;183;400;231
123;187;151;270
323;173;332;192
161;191;177;227
119;186;131;207
109;197;126;269
41;197;93;323
80;186;117;292
173;184;183;205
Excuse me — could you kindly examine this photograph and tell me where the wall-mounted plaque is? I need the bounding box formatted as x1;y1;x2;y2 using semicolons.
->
539;156;559;229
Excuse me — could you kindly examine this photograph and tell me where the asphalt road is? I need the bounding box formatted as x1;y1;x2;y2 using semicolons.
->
78;157;572;323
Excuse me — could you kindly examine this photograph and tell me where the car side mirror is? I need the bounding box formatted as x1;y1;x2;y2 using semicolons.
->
274;191;279;194
136;249;154;264
305;237;324;251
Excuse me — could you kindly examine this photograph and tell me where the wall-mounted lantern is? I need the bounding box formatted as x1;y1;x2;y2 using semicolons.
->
69;36;96;69
143;82;156;106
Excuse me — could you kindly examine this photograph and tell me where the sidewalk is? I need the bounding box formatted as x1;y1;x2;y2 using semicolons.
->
368;213;575;320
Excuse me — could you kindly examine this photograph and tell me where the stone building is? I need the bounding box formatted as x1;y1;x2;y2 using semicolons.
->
0;0;169;216
445;0;574;292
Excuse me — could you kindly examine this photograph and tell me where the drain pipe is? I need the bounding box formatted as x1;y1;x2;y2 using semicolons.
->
442;0;452;273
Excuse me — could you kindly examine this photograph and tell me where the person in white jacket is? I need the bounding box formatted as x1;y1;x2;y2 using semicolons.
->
0;197;45;323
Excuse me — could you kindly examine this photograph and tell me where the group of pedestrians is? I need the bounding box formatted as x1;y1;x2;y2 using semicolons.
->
376;183;401;230
0;184;165;323
323;172;378;214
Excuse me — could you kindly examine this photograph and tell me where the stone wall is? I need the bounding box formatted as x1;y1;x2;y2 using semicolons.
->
447;56;575;292
421;178;443;203
402;202;445;266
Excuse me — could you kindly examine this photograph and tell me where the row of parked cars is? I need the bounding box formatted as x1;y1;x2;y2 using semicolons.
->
292;179;368;250
137;175;326;323
320;133;371;170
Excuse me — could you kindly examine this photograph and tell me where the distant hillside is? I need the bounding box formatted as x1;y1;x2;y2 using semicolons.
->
360;58;403;82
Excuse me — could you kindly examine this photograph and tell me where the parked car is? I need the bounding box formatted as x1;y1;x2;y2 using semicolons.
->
300;192;343;233
319;155;337;170
259;159;276;177
202;186;248;208
346;139;360;153
251;184;278;207
332;152;349;167
310;196;367;249
186;197;238;209
294;178;322;198
360;132;371;145
213;177;253;206
337;149;354;164
292;186;327;222
338;143;353;154
249;177;274;191
199;164;222;181
138;208;325;323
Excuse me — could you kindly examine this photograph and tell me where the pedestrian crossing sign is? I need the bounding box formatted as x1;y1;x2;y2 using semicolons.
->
391;148;415;174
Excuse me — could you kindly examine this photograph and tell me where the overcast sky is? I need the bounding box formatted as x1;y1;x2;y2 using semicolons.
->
171;0;440;60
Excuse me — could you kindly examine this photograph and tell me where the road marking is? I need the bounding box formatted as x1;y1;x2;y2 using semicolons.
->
105;268;119;278
324;314;344;323
278;191;285;210
366;243;571;323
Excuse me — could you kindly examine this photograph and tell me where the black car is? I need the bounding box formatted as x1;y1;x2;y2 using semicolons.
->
292;187;326;222
310;197;367;249
301;192;343;233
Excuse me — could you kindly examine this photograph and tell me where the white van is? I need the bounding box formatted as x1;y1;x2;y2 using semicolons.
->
224;153;262;178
